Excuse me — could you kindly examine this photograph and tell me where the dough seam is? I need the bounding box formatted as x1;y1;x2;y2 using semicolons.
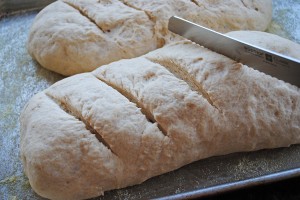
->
190;0;201;8
44;92;119;156
119;0;155;22
118;0;157;43
63;1;106;33
146;57;220;111
241;0;248;8
93;74;169;136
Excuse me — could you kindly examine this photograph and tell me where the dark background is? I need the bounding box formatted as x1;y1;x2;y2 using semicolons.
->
203;176;300;200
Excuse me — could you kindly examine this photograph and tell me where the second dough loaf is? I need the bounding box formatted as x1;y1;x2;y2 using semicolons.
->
27;0;272;75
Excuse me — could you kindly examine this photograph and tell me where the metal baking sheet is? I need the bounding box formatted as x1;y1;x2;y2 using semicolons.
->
0;0;55;17
0;1;300;199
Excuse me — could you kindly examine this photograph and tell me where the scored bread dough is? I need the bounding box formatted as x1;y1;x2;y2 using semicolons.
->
21;31;300;200
27;0;272;76
27;0;157;76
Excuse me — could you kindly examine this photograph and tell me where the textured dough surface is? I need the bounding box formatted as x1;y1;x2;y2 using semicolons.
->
27;0;272;75
21;32;300;200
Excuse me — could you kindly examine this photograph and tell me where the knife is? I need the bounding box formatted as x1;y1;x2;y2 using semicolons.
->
168;16;300;87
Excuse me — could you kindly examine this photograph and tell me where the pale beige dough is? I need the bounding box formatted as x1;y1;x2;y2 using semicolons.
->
21;31;300;200
27;0;157;76
27;0;272;76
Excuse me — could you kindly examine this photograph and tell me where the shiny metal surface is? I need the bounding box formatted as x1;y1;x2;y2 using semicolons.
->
0;1;299;199
168;16;300;87
160;168;300;199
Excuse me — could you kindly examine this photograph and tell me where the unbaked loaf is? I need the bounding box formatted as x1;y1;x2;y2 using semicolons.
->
21;31;300;200
27;0;272;76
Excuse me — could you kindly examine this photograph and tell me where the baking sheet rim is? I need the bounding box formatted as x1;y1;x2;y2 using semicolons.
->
157;168;300;199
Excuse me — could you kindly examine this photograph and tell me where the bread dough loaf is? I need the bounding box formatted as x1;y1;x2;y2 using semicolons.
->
21;31;300;200
27;0;272;76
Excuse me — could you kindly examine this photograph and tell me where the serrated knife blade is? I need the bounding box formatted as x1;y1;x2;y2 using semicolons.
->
168;16;300;87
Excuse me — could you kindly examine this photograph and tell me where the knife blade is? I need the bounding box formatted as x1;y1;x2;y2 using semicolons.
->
168;16;300;87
